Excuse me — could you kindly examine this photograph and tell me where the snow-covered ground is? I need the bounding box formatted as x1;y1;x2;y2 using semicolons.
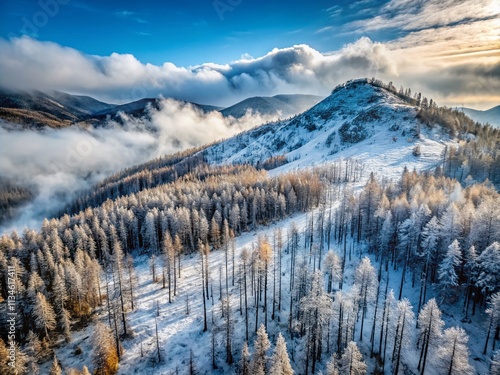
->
44;198;491;375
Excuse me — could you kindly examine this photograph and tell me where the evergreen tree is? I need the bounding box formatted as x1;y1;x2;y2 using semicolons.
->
33;291;57;340
476;242;500;296
438;240;462;303
49;355;62;375
92;322;119;375
354;257;377;340
252;324;271;374
417;298;444;374
392;298;415;375
326;353;339;375
340;341;367;375
437;327;473;375
269;333;294;375
324;250;342;293
485;292;500;354
240;342;251;375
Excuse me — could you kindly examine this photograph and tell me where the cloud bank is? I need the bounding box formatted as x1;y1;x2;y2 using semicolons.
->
0;36;397;107
1;22;499;110
0;100;276;234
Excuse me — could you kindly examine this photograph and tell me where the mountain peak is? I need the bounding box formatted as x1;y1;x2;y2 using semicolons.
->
202;78;446;181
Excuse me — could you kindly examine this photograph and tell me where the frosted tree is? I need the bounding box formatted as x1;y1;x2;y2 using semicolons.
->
162;232;175;303
391;298;415;375
49;355;62;375
92;321;119;375
436;327;473;375
463;245;478;318
51;271;71;342
379;289;395;370
26;330;42;362
354;257;377;340
112;240;128;336
439;203;461;250
340;341;367;375
144;211;158;253
33;291;57;340
301;270;332;374
485;292;500;354
438;240;461;303
332;290;349;354
0;339;28;375
378;210;394;264
476;242;500;296
491;350;500;375
240;341;251;375
419;216;441;308
252;324;271;374
326;353;339;375
324;250;342;293
258;237;272;329
417;298;444;374
269;333;293;375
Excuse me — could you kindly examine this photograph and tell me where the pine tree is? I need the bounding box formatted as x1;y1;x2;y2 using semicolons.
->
476;242;500;296
269;333;293;375
240;342;251;375
485;292;500;354
252;324;271;374
419;216;441;310
392;298;415;375
354;257;377;340
324;250;342;293
300;270;332;373
92;321;119;375
33;291;57;340
437;327;473;375
49;355;62;375
340;341;367;375
438;240;462;303
417;298;444;374
1;338;29;374
326;353;339;375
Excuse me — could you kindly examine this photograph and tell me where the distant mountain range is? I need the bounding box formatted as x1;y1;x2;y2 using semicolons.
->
0;89;115;128
220;94;322;118
0;88;323;129
461;105;500;128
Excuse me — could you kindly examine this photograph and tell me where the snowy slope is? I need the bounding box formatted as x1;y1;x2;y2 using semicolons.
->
44;209;491;375
204;79;449;181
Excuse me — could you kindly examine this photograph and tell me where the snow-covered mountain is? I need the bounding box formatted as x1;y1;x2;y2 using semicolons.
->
461;105;500;128
204;79;449;180
220;94;323;119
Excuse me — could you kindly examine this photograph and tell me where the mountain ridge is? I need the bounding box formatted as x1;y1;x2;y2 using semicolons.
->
0;89;323;129
461;105;500;128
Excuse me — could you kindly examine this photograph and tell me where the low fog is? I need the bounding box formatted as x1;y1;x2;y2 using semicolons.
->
0;99;278;234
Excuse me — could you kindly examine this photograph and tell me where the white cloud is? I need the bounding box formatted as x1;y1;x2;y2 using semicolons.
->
0;99;278;234
348;0;499;32
0;0;498;109
0;36;397;106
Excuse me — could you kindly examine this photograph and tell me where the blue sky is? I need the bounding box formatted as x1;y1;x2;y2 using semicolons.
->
0;0;498;108
0;0;393;66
